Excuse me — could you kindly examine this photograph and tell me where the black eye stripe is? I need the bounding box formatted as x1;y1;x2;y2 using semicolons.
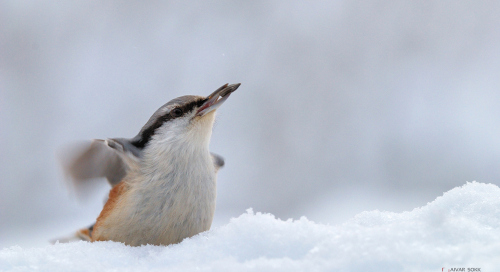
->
171;99;206;118
131;98;207;149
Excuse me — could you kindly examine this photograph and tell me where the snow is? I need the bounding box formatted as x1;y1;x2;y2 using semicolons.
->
1;182;499;272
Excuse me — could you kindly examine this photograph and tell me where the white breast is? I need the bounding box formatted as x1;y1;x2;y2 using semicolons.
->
95;114;218;246
98;151;216;246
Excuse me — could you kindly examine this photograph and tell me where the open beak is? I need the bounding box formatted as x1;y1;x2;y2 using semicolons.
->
197;83;241;116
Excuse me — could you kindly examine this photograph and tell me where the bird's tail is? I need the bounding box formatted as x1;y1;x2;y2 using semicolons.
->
50;224;94;244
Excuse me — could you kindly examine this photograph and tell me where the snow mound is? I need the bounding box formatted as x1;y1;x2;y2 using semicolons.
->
2;182;499;271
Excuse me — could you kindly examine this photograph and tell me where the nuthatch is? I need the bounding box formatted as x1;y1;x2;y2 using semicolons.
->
60;83;240;246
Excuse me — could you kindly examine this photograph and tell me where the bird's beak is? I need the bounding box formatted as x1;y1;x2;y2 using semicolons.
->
197;83;241;116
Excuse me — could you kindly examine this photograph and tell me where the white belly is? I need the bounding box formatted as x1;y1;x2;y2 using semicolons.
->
94;153;217;246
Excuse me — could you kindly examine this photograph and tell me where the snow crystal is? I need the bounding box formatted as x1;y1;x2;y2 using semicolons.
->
1;182;499;272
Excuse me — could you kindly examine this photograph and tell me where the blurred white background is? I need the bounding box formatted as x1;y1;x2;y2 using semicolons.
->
1;1;500;248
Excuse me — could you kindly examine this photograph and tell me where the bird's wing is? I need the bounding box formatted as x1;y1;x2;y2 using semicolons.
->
210;152;225;173
63;140;222;186
61;139;137;188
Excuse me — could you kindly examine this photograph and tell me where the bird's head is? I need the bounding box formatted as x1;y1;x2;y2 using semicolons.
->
130;83;240;151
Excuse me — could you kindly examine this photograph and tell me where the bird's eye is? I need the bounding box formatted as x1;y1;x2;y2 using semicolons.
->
171;108;183;117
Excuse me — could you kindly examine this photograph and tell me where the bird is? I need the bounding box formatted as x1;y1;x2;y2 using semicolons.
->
59;83;240;246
